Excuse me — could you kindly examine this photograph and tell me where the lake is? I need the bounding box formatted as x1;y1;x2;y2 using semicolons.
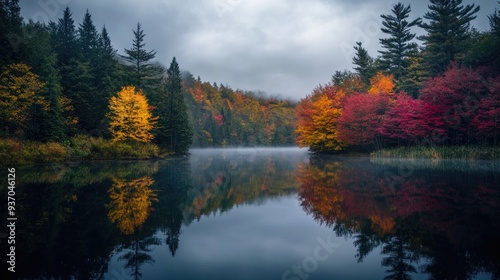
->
1;147;499;279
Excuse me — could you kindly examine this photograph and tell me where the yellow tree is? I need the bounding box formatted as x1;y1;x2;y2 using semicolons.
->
107;176;157;234
0;63;46;135
368;72;395;95
107;86;157;142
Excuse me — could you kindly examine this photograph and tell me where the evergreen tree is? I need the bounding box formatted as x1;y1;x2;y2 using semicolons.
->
23;21;66;142
419;0;480;76
397;43;426;97
379;3;421;81
155;57;193;154
78;10;99;61
75;10;102;132
121;22;162;95
490;7;500;37
55;7;77;67
93;25;120;135
352;42;375;87
53;7;81;135
0;0;24;69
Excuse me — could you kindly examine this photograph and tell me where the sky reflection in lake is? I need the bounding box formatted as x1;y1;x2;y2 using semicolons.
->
1;148;498;279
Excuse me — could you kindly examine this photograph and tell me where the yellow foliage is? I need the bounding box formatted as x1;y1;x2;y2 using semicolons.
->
0;63;46;129
107;86;157;143
295;86;346;152
368;72;395;95
107;176;157;234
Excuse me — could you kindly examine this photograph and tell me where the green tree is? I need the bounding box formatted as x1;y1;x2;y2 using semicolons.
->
379;3;421;82
352;41;376;87
93;25;121;134
0;0;24;69
419;0;480;76
23;21;66;141
397;43;426;97
75;10;102;132
52;7;81;135
121;23;163;95
155;57;193;154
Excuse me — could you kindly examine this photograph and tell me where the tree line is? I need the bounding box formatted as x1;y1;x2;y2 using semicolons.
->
296;0;500;153
0;1;296;158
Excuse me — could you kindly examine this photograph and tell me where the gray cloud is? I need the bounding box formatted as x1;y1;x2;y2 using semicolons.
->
20;0;496;100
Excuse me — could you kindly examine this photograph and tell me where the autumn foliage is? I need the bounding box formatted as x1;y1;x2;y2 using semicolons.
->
295;85;346;152
107;86;157;143
296;65;500;152
0;64;47;135
338;93;390;147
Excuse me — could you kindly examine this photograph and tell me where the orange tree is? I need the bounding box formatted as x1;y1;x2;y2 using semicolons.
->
295;85;346;152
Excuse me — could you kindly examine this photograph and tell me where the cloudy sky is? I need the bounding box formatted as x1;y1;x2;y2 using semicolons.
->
19;0;496;100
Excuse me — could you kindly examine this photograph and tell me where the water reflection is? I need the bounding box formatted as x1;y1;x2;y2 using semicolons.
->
1;149;499;279
298;155;500;279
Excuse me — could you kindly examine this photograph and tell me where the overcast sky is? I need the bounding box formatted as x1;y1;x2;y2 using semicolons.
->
19;0;496;100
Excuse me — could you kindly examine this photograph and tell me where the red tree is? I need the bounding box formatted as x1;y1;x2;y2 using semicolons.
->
338;93;390;147
419;64;490;145
379;93;426;144
472;76;500;145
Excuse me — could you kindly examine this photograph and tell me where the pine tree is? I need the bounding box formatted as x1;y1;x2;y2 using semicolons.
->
93;25;120;135
23;21;66;142
0;0;24;69
419;0;480;76
352;42;375;87
379;3;421;81
155;57;193;154
55;7;77;67
75;10;102;132
121;23;161;93
78;10;99;61
53;7;81;134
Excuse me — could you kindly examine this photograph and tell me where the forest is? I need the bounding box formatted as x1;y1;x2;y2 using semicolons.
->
1;0;500;162
0;0;296;162
296;1;500;154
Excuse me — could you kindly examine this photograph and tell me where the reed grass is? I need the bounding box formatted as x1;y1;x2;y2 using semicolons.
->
371;145;500;160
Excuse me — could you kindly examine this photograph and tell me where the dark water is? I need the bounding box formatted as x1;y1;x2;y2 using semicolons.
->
1;148;499;280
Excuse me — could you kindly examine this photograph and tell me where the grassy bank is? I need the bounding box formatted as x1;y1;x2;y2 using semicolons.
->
0;135;166;165
371;145;500;160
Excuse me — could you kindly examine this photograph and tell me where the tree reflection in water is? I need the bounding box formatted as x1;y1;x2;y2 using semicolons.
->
106;175;160;279
297;156;500;280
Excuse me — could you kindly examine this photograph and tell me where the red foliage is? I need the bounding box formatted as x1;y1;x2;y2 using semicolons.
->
379;93;426;142
337;93;390;146
472;76;500;144
419;63;491;144
213;113;224;126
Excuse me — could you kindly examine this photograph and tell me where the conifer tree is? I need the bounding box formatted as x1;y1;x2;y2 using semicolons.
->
23;21;66;141
53;7;81;134
76;10;102;132
94;25;120;133
352;42;375;87
379;3;421;81
121;23;162;93
419;0;480;76
0;0;24;69
155;57;193;154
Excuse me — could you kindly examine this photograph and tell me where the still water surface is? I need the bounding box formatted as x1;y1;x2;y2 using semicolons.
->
1;148;499;279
